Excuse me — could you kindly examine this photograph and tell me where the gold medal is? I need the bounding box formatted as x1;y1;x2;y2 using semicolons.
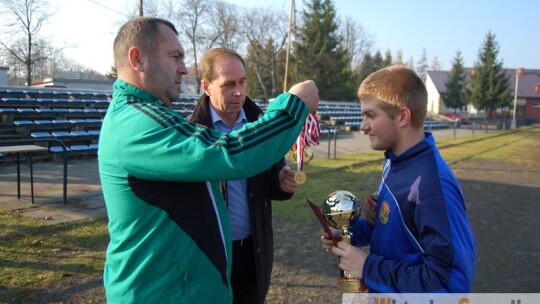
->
303;147;314;163
294;171;307;184
287;147;298;163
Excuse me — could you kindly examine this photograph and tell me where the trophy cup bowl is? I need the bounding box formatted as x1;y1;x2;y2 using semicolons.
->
323;190;361;230
322;190;368;293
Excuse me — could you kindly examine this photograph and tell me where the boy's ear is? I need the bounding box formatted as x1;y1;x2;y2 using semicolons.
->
398;107;412;127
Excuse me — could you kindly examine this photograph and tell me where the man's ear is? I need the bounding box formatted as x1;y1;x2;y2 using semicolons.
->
128;47;144;72
398;107;412;127
201;80;210;96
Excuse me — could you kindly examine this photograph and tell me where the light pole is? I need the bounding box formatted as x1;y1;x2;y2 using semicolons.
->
511;68;524;129
283;0;295;92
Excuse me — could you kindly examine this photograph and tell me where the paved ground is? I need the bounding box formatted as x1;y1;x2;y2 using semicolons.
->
0;128;471;222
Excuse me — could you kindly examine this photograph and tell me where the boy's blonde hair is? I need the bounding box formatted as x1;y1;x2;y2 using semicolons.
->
357;65;427;129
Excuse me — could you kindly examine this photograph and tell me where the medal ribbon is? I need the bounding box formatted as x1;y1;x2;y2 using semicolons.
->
296;132;304;171
294;113;321;172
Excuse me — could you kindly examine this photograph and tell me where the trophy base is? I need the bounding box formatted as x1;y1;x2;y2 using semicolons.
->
337;278;368;293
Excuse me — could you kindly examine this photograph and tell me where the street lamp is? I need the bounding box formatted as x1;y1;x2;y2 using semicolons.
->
511;68;524;129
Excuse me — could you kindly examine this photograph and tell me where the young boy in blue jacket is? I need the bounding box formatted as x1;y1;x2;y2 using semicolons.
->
321;65;476;293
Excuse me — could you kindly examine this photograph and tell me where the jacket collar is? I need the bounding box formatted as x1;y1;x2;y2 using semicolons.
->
188;94;263;128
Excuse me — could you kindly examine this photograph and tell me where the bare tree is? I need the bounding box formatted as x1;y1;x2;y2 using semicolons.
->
176;0;210;94
242;7;288;99
208;1;242;51
142;0;177;20
0;0;62;86
340;15;373;70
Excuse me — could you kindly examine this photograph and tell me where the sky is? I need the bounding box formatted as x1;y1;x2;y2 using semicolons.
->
35;0;540;75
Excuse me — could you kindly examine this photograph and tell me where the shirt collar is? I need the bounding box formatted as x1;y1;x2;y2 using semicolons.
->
209;103;247;127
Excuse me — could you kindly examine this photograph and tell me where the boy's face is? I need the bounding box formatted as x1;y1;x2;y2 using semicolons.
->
359;99;400;152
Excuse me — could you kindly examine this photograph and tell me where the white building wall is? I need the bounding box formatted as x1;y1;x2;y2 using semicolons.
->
425;74;443;114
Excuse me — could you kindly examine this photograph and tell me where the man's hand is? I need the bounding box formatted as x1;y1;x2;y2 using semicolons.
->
288;80;319;113
332;241;368;279
279;165;299;193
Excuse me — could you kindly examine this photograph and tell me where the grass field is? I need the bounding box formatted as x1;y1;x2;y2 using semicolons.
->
0;125;538;302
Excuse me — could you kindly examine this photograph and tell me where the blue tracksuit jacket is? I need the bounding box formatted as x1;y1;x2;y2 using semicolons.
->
351;132;476;293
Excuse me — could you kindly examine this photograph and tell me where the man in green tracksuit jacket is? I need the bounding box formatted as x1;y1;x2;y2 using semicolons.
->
99;17;319;303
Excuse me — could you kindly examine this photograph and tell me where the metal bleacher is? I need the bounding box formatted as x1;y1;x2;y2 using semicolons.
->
316;101;362;132
0;87;205;160
1;85;456;163
0;86;110;158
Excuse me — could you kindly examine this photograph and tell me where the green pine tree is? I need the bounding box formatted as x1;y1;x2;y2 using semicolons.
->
467;31;511;117
443;50;467;111
372;50;385;72
295;0;355;101
416;48;429;82
383;50;393;67
357;52;375;84
246;39;285;100
106;65;117;80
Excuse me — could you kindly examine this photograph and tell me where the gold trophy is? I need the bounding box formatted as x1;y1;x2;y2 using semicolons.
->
322;190;368;293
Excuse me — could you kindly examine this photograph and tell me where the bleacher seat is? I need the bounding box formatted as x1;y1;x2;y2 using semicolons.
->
50;146;71;153
31;132;53;139
71;130;93;138
52;91;70;99
51;131;73;139
68;118;86;125
1;97;19;106
83;108;99;113
34;119;55;127
35;108;54;114
17;108;35;114
0;107;17;114
1;88;25;98
18;98;36;105
36;98;54;104
51;98;70;106
37;90;55;98
52;119;72;128
13;120;34;127
70;145;92;152
84;118;102;124
52;108;69;114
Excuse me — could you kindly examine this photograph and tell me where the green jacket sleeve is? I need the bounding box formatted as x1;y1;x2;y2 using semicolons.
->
99;92;308;182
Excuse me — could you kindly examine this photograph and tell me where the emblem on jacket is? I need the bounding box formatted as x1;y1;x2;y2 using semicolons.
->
379;201;390;224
